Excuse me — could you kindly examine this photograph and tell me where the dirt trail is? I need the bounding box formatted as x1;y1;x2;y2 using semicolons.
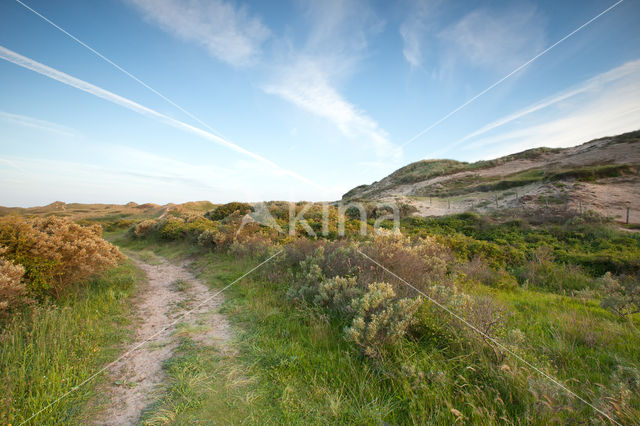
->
93;256;230;425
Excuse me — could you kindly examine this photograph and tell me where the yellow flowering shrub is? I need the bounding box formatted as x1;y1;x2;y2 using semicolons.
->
132;219;158;237
0;216;124;297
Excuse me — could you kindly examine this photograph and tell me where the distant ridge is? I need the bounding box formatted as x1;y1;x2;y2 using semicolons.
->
343;130;640;221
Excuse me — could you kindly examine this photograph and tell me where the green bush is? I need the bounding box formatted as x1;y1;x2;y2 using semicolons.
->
515;248;595;292
204;202;254;221
345;282;422;357
314;275;363;316
599;272;640;318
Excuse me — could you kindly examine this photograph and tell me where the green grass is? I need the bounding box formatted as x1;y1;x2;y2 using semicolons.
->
0;261;143;424
117;239;640;424
401;212;640;276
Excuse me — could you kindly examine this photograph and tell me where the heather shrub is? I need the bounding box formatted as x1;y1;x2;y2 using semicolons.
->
345;282;422;357
0;249;30;317
197;229;219;248
0;216;124;297
281;238;325;268
229;233;273;259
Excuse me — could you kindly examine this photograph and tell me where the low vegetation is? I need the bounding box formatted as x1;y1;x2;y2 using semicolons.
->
1;198;638;423
0;216;123;304
0;216;136;424
115;202;639;424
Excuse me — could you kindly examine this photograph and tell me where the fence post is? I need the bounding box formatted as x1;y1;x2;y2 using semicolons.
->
579;200;582;215
627;207;630;224
448;198;451;209
495;194;498;208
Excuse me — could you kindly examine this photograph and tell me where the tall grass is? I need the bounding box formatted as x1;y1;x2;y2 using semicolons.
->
127;240;640;424
0;262;142;424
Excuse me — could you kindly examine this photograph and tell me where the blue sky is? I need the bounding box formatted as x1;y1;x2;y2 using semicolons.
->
0;0;639;206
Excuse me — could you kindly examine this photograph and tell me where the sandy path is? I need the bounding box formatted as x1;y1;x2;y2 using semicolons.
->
93;256;230;425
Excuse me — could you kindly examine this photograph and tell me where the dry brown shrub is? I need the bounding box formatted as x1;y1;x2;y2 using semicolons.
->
0;248;31;317
359;231;451;295
0;216;124;297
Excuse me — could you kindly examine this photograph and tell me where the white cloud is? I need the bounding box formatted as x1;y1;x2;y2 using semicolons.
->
264;59;401;160
301;0;384;57
263;0;399;160
126;0;270;67
0;111;79;137
399;0;433;68
439;3;546;72
0;45;324;191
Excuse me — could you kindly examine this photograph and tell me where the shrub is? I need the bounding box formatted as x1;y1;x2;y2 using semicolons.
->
205;202;254;221
0;249;30;317
229;233;273;259
159;217;187;240
359;231;450;294
286;248;325;303
515;247;595;293
314;276;363;316
345;282;422;357
197;228;219;248
599;272;640;318
0;216;124;297
132;219;158;237
460;257;518;290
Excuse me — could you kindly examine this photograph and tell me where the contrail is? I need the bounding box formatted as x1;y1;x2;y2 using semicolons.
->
14;0;228;141
401;0;625;148
0;45;325;191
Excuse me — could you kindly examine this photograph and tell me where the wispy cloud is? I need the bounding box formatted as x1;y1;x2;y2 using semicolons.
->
0;111;79;137
126;0;398;160
0;45;324;191
430;59;640;159
126;0;270;67
439;2;546;73
399;0;434;68
264;0;400;160
301;0;384;58
264;59;400;159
